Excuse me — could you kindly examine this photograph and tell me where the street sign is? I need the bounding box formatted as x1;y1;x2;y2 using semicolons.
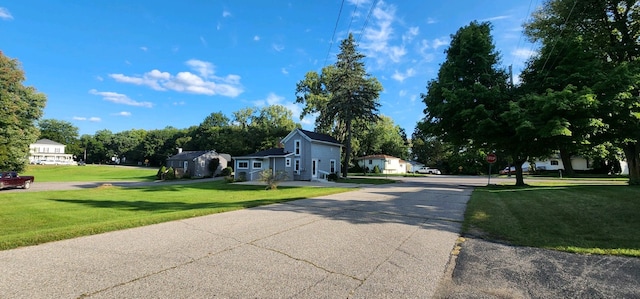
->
486;153;497;164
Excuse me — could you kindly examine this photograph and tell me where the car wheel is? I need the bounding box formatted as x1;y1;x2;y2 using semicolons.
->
23;181;31;189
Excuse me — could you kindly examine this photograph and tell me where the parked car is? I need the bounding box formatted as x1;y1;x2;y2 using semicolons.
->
415;167;441;175
0;171;35;190
499;166;530;175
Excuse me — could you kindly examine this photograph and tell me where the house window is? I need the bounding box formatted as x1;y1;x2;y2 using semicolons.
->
55;148;61;153
253;161;262;169
285;158;291;167
369;160;372;164
294;140;301;156
294;159;300;172
550;160;559;166
330;159;336;173
238;161;249;169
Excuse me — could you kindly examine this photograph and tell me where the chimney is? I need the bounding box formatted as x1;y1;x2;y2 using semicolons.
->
177;148;182;154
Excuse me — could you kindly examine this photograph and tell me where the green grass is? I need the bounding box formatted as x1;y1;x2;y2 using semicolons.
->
0;181;351;250
23;164;158;182
464;183;640;257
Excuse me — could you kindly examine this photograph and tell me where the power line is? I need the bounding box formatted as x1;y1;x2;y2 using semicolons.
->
538;0;578;75
324;0;346;67
357;0;380;44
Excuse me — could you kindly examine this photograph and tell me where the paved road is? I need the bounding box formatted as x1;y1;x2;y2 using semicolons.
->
0;177;473;298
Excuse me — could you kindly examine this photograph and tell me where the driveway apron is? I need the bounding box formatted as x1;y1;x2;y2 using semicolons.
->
0;182;471;298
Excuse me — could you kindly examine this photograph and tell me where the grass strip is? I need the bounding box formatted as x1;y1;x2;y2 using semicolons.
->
0;181;351;250
464;183;640;257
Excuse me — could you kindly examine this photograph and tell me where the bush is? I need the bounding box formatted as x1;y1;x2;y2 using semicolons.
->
259;169;288;190
328;173;339;181
221;166;232;177
208;158;220;176
166;167;176;180
224;176;235;183
373;165;381;174
157;166;167;180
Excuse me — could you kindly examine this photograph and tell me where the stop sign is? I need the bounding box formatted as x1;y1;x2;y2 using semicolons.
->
486;153;497;164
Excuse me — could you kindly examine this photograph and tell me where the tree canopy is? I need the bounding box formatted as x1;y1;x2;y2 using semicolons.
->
0;52;47;172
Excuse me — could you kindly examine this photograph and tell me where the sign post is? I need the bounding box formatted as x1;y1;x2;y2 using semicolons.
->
486;153;497;185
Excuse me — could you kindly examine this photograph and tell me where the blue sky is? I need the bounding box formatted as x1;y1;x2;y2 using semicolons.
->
1;1;539;136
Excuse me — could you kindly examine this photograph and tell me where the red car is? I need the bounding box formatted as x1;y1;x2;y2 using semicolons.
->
0;171;35;190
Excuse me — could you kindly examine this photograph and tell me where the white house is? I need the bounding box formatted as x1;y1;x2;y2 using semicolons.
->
523;155;591;172
234;129;342;181
355;154;408;174
29;139;75;165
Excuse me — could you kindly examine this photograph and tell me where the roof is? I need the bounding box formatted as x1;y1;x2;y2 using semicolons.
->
32;139;64;146
234;148;293;159
355;154;402;160
167;150;216;161
282;129;342;146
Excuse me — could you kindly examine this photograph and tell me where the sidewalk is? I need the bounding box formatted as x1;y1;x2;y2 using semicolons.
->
0;181;472;298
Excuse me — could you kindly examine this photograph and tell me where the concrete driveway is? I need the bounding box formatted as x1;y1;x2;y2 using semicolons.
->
0;179;472;298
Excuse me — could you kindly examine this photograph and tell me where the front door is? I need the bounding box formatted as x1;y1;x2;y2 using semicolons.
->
311;159;318;179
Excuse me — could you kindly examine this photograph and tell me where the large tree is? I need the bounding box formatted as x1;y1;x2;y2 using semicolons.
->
525;0;640;184
296;33;382;177
38;119;81;157
0;52;47;171
420;22;535;184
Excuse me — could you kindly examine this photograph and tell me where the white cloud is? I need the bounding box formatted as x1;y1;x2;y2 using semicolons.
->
114;111;131;116
426;17;437;24
281;68;289;75
222;10;231;17
200;36;208;47
89;89;153;108
253;35;260;41
252;92;314;126
391;68;416;82
432;38;449;49
482;15;510;22
512;48;536;60
73;116;102;122
0;7;13;20
272;43;285;52
140;46;148;52
96;76;104;81
399;90;407;97
109;60;244;97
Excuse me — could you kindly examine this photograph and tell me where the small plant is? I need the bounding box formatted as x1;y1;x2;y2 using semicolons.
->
166;167;176;180
373;165;381;174
223;176;235;183
259;169;288;190
328;173;339;181
221;166;232;177
157;166;167;180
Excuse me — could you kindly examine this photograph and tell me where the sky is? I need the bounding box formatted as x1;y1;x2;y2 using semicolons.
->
1;0;541;136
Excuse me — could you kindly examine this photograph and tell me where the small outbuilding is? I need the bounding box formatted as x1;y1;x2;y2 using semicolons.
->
166;149;230;178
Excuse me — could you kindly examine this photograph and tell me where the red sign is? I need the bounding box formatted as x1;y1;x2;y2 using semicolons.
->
486;153;497;164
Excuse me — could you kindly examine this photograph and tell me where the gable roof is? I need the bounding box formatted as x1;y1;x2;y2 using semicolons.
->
167;150;216;161
33;139;64;146
355;154;407;163
282;129;342;146
234;148;293;159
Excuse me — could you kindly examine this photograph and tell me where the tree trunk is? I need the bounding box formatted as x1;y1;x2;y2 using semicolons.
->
342;119;352;178
514;159;527;186
623;142;640;185
559;149;575;177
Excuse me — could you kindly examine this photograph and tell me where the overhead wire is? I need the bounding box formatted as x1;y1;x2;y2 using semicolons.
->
324;0;346;67
357;0;380;44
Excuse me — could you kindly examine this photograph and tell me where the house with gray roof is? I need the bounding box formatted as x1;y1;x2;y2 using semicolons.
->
166;149;230;178
29;139;76;165
234;129;342;181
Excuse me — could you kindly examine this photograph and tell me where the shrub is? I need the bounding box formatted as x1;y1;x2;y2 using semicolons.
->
328;173;339;181
208;158;220;176
221;166;232;177
166;167;176;180
224;176;235;183
373;165;381;174
157;166;167;180
259;169;288;190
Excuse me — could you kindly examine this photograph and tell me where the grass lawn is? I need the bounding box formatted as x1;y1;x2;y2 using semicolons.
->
0;180;351;251
23;164;158;182
464;183;640;257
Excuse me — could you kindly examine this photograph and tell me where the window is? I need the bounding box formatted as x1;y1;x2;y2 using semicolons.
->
294;159;300;172
55;148;61;153
330;159;336;173
253;161;262;169
285;158;291;167
238;161;249;169
369;160;372;164
294;140;301;156
550;160;559;166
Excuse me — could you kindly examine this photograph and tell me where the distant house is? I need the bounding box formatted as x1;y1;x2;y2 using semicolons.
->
234;129;342;181
166;149;230;178
523;155;591;172
355;154;408;174
29;139;76;165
